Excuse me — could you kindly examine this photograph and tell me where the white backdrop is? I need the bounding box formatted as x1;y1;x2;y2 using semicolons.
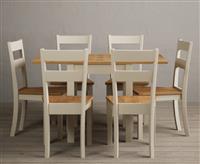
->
0;1;199;104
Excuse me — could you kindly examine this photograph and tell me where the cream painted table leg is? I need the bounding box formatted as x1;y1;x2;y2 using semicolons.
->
125;80;134;142
66;65;76;143
124;63;144;142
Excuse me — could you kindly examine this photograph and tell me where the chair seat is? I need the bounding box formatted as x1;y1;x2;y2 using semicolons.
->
105;79;149;86
50;78;94;86
19;87;66;96
133;86;182;96
49;95;93;103
106;95;150;104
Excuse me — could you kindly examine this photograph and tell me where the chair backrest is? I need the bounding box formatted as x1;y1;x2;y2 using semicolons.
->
111;49;159;106
56;35;92;71
108;35;144;70
40;49;89;108
173;39;193;96
7;39;27;95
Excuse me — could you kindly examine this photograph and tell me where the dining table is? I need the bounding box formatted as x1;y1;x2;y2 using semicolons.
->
32;53;168;143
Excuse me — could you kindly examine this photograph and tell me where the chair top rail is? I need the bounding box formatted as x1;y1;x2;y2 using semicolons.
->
109;35;144;44
111;49;158;63
57;35;92;44
40;49;87;62
7;39;23;52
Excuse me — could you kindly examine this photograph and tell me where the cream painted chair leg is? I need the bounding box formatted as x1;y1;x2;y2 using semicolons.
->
86;105;93;146
80;112;86;159
10;96;19;137
181;98;190;136
57;115;64;140
149;114;155;159
67;116;75;143
138;114;143;140
125;115;134;142
107;101;113;145
44;115;50;158
113;106;119;158
86;85;93;144
173;100;182;131
18;100;27;131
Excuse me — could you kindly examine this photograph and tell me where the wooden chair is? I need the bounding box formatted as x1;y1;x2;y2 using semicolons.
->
7;39;66;137
106;49;159;158
40;49;93;158
55;35;94;95
133;39;193;136
105;35;147;95
106;35;147;141
55;35;94;141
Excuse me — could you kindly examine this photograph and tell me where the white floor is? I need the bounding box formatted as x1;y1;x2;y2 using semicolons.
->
0;102;199;164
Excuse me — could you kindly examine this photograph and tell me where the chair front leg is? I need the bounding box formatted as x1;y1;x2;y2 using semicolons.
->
149;110;156;159
113;105;119;158
80;112;86;159
44;114;50;158
107;101;113;145
18;100;27;131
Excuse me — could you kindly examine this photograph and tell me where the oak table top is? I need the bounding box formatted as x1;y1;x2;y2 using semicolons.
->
32;53;168;65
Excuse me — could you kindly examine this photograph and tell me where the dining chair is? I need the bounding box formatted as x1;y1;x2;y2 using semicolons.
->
106;35;147;141
7;39;66;137
55;35;94;141
40;48;93;158
133;39;193;136
106;48;159;158
105;35;147;95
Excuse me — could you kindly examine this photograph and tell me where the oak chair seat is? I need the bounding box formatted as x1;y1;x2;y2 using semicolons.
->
19;87;66;96
49;95;93;103
50;78;94;86
105;79;149;86
133;86;182;96
106;95;150;104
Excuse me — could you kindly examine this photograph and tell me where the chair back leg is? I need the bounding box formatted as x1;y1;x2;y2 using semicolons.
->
10;96;19;136
149;113;155;158
173;100;182;131
181;97;190;136
86;104;93;146
44;113;50;158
